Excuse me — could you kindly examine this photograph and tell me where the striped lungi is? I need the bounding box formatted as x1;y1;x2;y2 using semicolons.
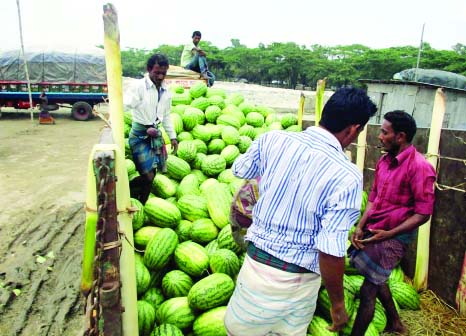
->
224;254;320;336
128;122;167;175
349;233;407;285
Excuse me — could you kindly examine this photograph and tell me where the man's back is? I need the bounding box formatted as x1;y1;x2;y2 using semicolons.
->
232;127;363;272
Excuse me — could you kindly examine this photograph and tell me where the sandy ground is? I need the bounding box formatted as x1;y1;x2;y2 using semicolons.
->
0;111;104;336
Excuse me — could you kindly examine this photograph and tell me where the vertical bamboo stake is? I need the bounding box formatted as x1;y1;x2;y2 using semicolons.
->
413;88;445;290
314;78;326;126
15;0;33;121
456;252;466;315
102;4;137;335
297;93;305;130
356;127;368;173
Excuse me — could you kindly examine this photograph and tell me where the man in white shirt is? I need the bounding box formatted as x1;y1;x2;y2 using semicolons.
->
123;53;178;204
180;31;215;87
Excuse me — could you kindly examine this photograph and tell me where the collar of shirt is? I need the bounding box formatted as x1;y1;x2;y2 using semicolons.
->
143;73;168;92
382;144;415;167
305;126;346;154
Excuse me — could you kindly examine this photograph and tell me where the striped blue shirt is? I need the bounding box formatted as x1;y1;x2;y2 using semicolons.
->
231;126;363;274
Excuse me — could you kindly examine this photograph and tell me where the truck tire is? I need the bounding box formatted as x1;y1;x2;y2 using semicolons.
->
71;101;93;121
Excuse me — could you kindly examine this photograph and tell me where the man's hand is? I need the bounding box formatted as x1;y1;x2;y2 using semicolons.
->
170;139;178;155
357;229;393;244
328;303;348;332
350;227;365;250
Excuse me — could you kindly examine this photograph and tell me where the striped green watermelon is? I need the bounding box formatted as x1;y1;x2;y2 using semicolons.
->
162;270;194;298
175;220;193;242
204;239;219;256
389;281;420;310
189;82;207;98
145;197;181;228
143;287;165;312
156;296;196;329
221;126;240;145
137;300;156;336
191;97;210;111
188;273;235;311
176;174;200;199
220;145;240;166
177;195;209;221
192;306;227;336
152;174;177;199
190;218;219;244
151;323;184;336
177;131;194;142
192;139;208;155
177;141;198;162
217;225;242;254
209;248;240;278
135;253;151;295
166;155;191;181
143;228;179;270
191;125;212;143
307;315;337;335
204;185;231;229
174;241;210;277
205;105;222;123
207;139;226;154
130;198;146;231
134;226;162;248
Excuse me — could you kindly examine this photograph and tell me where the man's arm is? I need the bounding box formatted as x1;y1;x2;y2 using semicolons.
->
319;252;348;331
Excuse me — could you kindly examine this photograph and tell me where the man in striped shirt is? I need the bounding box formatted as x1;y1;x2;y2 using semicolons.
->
123;53;178;204
224;87;377;335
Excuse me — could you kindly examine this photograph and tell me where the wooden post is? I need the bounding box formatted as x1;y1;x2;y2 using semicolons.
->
314;78;326;126
413;88;445;290
297;93;305;130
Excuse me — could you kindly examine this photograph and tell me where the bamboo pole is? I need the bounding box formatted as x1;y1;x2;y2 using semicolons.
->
297;93;305;130
456;252;466;315
314;78;326;126
413;88;445;290
15;0;33;121
102;4;137;335
356;127;368;173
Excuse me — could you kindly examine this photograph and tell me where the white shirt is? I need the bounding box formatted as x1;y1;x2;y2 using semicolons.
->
232;127;363;274
123;74;176;139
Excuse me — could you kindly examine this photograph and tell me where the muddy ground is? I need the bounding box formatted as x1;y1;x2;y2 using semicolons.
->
0;111;104;336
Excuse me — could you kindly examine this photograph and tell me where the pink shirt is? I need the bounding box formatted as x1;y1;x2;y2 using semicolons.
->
366;145;436;231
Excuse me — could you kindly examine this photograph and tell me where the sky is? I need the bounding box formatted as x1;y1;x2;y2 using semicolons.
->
0;0;465;52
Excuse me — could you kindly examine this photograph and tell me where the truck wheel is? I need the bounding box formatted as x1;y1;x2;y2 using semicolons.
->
71;101;93;121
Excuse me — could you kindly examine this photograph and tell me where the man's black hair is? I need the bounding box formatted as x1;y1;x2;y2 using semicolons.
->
146;53;169;71
384;110;417;142
319;87;377;133
192;31;202;38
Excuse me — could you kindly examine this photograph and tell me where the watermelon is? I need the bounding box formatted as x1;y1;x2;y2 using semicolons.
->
221;126;240;145
177;195;209;221
207;139;226;154
280;113;298;128
204;184;232;229
307;315;337;335
216;225;242;254
209;248;241;278
192;306;227;336
131;198;146;230
174;241;209;277
143;287;165;312
175;220;194;242
151;324;184;336
189;82;208;98
201;154;226;177
134;226;162;248
162;270;194;298
143;228;179;270
188;273;235;311
177;141;198;162
137;300;156;336
389;281;420;310
144;197;181;228
190;218;219;244
135;253;151;295
156;296;196;329
166;155;191;181
152;174;177;199
205;105;222;123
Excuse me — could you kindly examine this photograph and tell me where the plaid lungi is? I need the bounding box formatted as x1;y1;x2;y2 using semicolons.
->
349;232;407;285
129;122;167;175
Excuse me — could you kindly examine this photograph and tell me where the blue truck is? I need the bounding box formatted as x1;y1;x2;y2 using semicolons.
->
0;47;108;120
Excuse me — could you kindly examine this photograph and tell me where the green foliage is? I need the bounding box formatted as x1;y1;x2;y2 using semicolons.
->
120;40;466;87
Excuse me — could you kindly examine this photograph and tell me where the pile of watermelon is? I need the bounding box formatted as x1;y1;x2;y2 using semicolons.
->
123;82;421;336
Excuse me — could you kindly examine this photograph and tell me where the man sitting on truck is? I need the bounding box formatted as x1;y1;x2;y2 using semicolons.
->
180;30;215;87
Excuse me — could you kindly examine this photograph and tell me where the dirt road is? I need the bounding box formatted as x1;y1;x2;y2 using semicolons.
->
0;112;104;336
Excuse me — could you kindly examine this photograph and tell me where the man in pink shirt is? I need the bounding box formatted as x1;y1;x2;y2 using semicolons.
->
349;110;436;335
